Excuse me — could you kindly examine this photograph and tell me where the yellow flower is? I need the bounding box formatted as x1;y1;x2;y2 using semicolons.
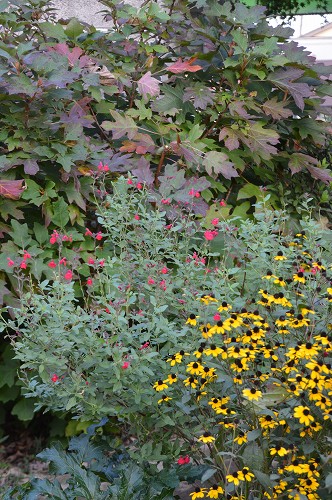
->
187;361;204;376
226;471;243;486
262;271;277;280
242;388;262;401
241;467;254;481
198;432;215;443
217;301;232;311
274;251;287;260
207;484;224;498
190;487;207;499
293;271;305;284
274;277;286;287
270;445;289;456
186;314;199;326
184;376;198;388
153;380;168;391
293;406;315;426
158;395;172;404
164;373;177;384
234;431;248;445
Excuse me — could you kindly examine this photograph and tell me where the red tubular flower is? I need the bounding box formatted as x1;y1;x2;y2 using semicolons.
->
7;258;14;267
64;270;73;280
51;374;59;382
177;455;190;465
48;260;57;269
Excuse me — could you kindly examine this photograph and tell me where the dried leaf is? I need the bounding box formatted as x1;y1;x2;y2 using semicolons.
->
137;71;160;98
0;179;25;200
166;57;202;74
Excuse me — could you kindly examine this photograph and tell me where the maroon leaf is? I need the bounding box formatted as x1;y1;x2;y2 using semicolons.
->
219;127;240;151
307;165;332;184
288;153;317;175
131;158;154;186
23;160;39;175
137;71;160;98
262;97;293;120
0;180;25;200
268;68;312;111
166;57;202;74
119;133;156;154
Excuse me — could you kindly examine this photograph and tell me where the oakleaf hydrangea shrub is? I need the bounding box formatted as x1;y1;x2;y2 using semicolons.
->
1;177;332;499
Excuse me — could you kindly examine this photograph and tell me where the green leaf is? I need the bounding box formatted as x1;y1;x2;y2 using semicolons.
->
102;111;138;140
65;18;84;38
39;22;68;41
242;443;264;470
203;151;238;179
52;198;70;228
11;398;36;421
253;469;273;494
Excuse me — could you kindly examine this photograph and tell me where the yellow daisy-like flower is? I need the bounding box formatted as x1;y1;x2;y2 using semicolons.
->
186;314;199;326
293;406;315;426
217;301;232;311
199;294;218;305
293;271;305;284
270;445;289;456
262;271;277;280
164;373;177;384
234;431;248;445
184;376;198;388
274;251;287;261
190;487;207;499
207;484;224;498
166;350;189;366
153;380;168;391
242;388;262;401
187;361;204;376
241;467;254;481
274;277;286;287
198;432;215;443
226;471;243;486
158;395;172;404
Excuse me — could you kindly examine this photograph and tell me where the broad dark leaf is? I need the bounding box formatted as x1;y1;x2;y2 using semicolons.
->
0;179;25;199
268;67;312;111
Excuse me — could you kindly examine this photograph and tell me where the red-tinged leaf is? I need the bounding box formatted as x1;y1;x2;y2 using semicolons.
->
241;122;279;160
219;127;240;151
288;153;317;175
137;71;160;98
262;97;293;119
166;57;202;74
0;179;25;200
101;111;138;140
131;158;154;186
119;133;155;154
48;43;84;67
307;165;332;184
170;141;200;164
203;151;238;180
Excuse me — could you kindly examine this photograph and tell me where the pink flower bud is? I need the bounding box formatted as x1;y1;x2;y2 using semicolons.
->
148;277;155;285
48;260;57;269
204;230;218;241
51;374;59;382
87;277;93;286
7;258;14;267
95;232;103;241
122;361;130;369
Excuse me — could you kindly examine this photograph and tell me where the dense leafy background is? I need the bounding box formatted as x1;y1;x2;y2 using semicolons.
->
0;0;331;432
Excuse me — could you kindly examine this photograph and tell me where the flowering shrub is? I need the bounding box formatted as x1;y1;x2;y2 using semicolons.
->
1;177;332;498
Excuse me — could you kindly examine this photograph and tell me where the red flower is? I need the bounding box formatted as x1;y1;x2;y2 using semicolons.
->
87;277;93;286
99;259;105;267
177;455;190;465
148;277;155;285
122;361;130;369
97;161;109;172
64;270;73;280
211;218;219;226
95;232;103;241
20;261;27;269
136;182;143;190
59;257;67;265
127;178;133;185
204;230;218;241
134;214;140;220
88;257;95;265
213;313;221;321
51;374;59;382
48;260;57;268
85;228;93;237
219;199;226;206
23;251;31;260
7;258;14;267
161;198;171;205
161;267;168;274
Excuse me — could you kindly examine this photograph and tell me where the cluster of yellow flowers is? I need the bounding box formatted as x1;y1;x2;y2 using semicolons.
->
153;239;332;499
